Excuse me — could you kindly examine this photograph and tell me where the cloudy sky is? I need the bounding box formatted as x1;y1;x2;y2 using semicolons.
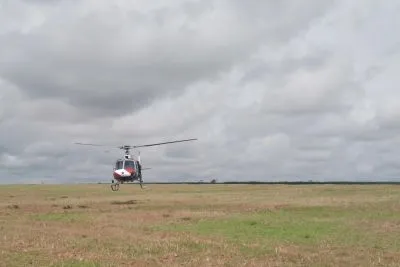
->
0;0;399;184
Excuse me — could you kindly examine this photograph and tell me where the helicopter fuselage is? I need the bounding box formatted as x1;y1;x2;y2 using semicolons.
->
112;158;141;183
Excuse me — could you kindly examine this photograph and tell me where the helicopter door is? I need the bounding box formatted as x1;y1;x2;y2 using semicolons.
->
135;161;142;177
134;161;138;177
115;160;123;170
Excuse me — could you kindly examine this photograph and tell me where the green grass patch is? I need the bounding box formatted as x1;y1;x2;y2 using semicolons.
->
285;202;400;221
154;208;341;245
32;211;88;223
153;204;400;251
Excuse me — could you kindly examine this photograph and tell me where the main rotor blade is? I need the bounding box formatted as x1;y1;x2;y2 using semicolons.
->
74;138;197;149
133;138;198;148
74;142;115;147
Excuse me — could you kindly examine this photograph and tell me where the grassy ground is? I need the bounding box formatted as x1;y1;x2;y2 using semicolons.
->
0;184;399;266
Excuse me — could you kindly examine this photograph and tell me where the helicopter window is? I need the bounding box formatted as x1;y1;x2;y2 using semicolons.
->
115;161;123;169
124;160;136;169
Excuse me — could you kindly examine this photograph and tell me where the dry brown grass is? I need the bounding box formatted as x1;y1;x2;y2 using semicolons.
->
0;183;400;266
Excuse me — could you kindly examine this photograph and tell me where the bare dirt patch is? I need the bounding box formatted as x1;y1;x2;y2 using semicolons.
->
111;199;139;205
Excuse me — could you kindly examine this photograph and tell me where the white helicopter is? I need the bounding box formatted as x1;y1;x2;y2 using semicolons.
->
74;138;197;191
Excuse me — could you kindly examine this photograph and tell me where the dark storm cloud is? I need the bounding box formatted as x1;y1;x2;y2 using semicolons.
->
0;0;334;118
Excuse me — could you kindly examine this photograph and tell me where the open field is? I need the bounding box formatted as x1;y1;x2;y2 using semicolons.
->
0;184;400;266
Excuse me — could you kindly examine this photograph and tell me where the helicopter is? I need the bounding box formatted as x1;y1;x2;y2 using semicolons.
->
74;138;198;191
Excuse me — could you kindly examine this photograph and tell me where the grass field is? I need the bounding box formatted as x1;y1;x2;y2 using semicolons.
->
0;184;400;266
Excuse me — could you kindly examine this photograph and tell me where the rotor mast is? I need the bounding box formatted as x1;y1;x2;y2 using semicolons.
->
119;145;133;159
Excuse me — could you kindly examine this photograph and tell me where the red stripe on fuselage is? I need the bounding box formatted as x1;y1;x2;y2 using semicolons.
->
113;171;121;179
125;167;135;174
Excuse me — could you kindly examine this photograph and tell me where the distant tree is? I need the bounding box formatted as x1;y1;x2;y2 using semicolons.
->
210;179;217;184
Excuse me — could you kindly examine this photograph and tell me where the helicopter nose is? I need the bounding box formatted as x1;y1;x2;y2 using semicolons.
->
114;169;131;177
113;171;121;179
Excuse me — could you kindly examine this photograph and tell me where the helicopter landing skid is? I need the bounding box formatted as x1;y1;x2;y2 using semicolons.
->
138;176;144;189
111;182;120;191
110;179;145;191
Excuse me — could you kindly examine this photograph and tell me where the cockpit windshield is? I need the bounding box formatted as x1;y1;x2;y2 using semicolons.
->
124;160;136;169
